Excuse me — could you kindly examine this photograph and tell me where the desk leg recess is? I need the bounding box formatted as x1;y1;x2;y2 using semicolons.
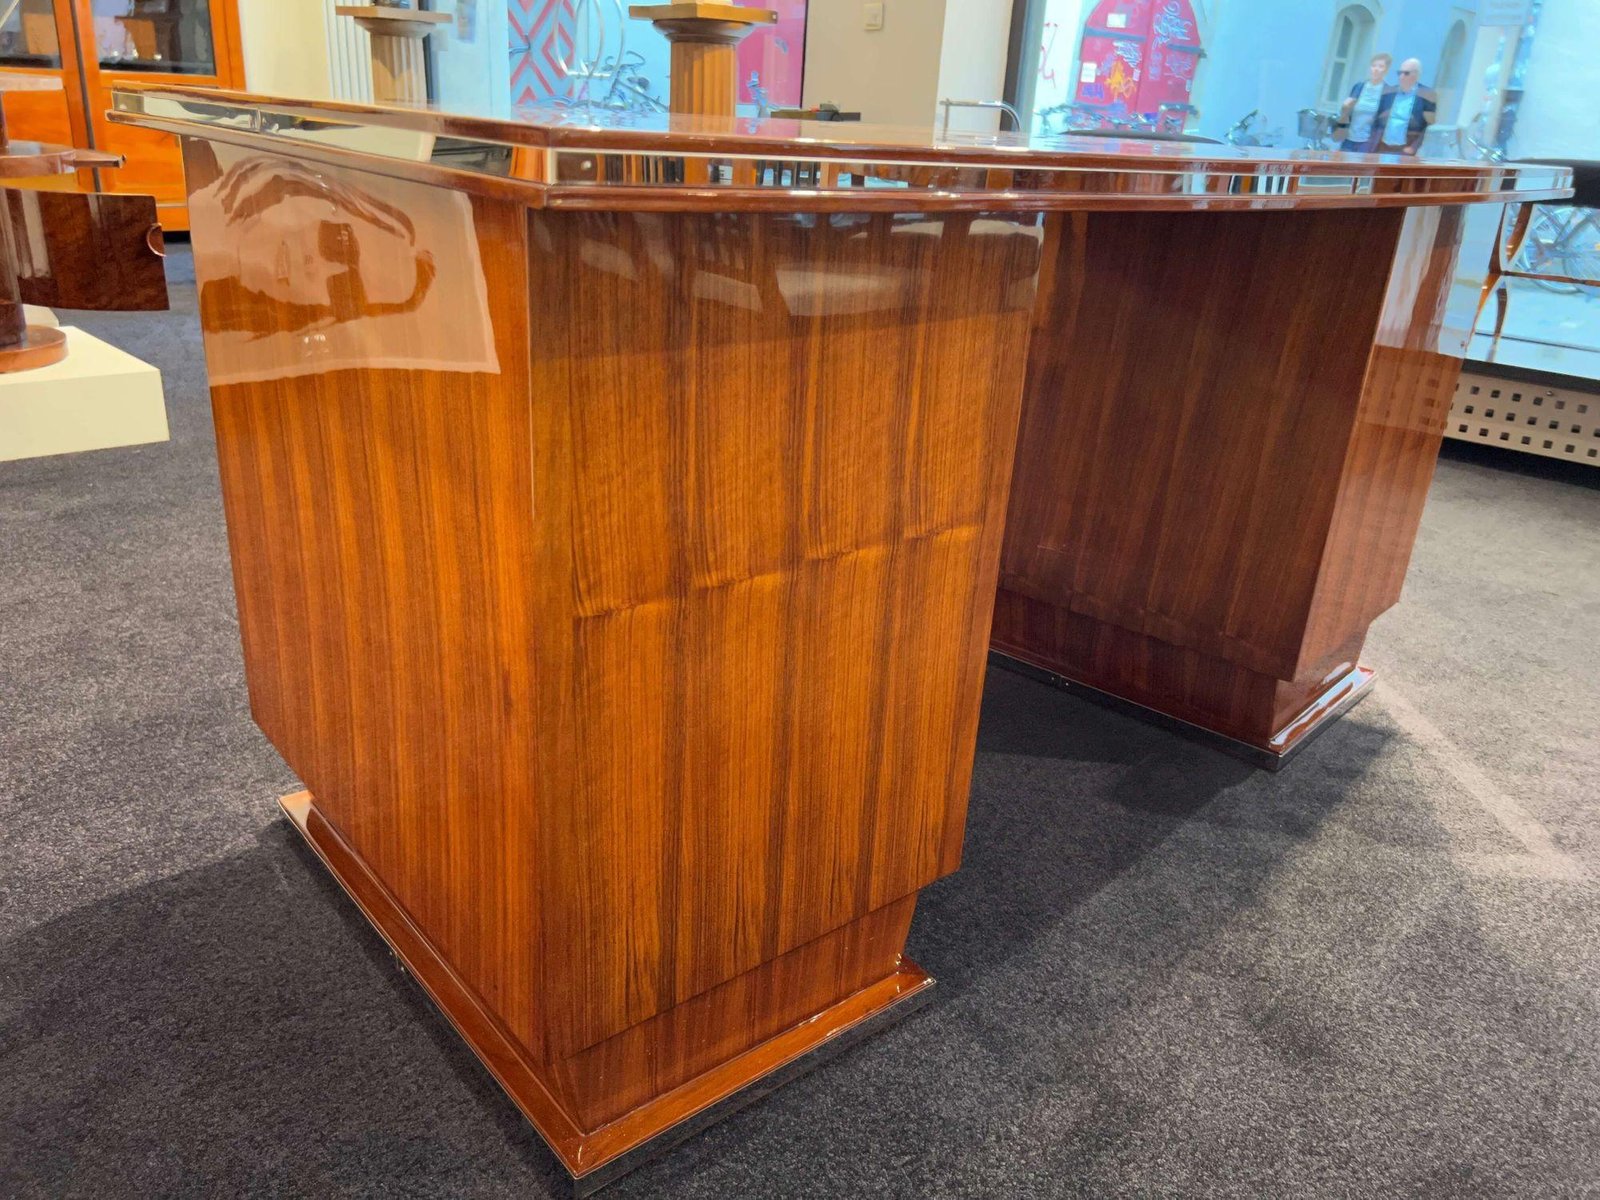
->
995;206;1468;766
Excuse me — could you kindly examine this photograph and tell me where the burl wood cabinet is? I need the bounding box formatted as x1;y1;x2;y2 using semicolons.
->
0;0;242;230
112;85;1568;1191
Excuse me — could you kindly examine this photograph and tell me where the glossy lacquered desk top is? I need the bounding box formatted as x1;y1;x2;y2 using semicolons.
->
110;84;1572;213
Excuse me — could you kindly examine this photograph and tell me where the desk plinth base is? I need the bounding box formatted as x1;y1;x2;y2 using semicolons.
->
987;647;1376;771
279;792;935;1194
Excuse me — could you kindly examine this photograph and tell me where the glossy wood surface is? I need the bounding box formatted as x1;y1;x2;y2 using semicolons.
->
281;790;933;1179
156;81;1540;1183
0;84;166;362
185;137;1040;1177
994;204;1469;754
6;186;167;311
111;85;1573;218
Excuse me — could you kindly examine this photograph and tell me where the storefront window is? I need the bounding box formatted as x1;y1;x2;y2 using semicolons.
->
1015;0;1597;378
1020;0;1548;153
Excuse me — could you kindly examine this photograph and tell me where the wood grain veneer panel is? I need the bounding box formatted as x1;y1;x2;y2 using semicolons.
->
184;140;543;1045
526;211;1040;1055
1000;207;1404;682
1299;205;1467;664
547;894;919;1130
996;204;1475;754
7;188;167;312
189;138;1042;1145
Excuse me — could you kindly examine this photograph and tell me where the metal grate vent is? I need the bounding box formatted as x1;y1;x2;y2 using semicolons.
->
1447;370;1600;467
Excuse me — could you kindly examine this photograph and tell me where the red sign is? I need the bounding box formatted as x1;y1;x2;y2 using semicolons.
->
737;0;808;107
1075;0;1202;124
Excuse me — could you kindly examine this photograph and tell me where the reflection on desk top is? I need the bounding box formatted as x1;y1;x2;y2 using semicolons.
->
109;84;1575;214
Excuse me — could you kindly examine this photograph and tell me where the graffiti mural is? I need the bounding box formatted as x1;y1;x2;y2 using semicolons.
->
1075;0;1203;124
509;0;577;108
737;0;806;108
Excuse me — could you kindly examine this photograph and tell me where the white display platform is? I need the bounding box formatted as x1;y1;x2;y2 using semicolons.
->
1448;369;1600;468
0;325;168;464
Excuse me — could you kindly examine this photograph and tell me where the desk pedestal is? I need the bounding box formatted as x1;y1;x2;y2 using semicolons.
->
181;139;1041;1187
995;206;1468;765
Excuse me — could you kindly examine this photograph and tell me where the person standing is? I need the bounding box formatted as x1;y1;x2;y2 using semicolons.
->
1335;52;1392;152
1374;58;1437;156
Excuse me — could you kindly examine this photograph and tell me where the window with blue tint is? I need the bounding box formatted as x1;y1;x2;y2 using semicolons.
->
1012;0;1597;379
1019;0;1542;151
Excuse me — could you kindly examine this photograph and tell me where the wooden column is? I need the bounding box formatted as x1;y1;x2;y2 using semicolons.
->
630;3;776;118
0;85;58;369
335;6;450;104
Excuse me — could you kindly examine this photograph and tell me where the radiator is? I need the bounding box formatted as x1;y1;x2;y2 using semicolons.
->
324;0;376;102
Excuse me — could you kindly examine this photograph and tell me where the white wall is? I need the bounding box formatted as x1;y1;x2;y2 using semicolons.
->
237;0;334;100
1510;0;1600;159
802;0;951;127
936;0;1017;131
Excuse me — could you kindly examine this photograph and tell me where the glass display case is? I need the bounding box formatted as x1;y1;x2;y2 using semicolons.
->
0;0;242;230
90;0;217;75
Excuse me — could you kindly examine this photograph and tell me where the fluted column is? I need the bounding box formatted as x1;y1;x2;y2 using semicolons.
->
629;3;777;119
335;6;450;104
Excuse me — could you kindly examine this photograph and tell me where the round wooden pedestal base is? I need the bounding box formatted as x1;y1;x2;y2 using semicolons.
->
0;325;68;373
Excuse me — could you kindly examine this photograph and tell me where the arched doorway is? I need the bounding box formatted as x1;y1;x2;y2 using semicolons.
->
1320;3;1379;108
1435;17;1470;124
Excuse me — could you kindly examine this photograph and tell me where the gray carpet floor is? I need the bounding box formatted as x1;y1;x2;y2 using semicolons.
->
3;247;1599;1198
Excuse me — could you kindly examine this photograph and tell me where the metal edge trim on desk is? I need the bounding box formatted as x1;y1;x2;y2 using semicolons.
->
109;88;1574;213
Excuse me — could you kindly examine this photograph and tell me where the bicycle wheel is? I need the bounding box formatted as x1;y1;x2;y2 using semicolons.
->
1546;211;1600;290
1522;208;1584;294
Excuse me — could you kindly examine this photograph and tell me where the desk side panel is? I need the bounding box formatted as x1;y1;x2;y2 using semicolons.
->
525;210;1041;1056
1300;205;1469;665
999;207;1404;683
182;139;544;1053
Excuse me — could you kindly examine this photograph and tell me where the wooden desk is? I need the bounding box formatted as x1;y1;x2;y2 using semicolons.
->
111;86;1569;1188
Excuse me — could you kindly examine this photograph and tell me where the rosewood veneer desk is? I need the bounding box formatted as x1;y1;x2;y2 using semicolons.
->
111;85;1567;1189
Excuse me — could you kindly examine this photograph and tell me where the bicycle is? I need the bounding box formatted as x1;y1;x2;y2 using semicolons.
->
1459;109;1508;163
1504;203;1600;294
1227;110;1283;147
